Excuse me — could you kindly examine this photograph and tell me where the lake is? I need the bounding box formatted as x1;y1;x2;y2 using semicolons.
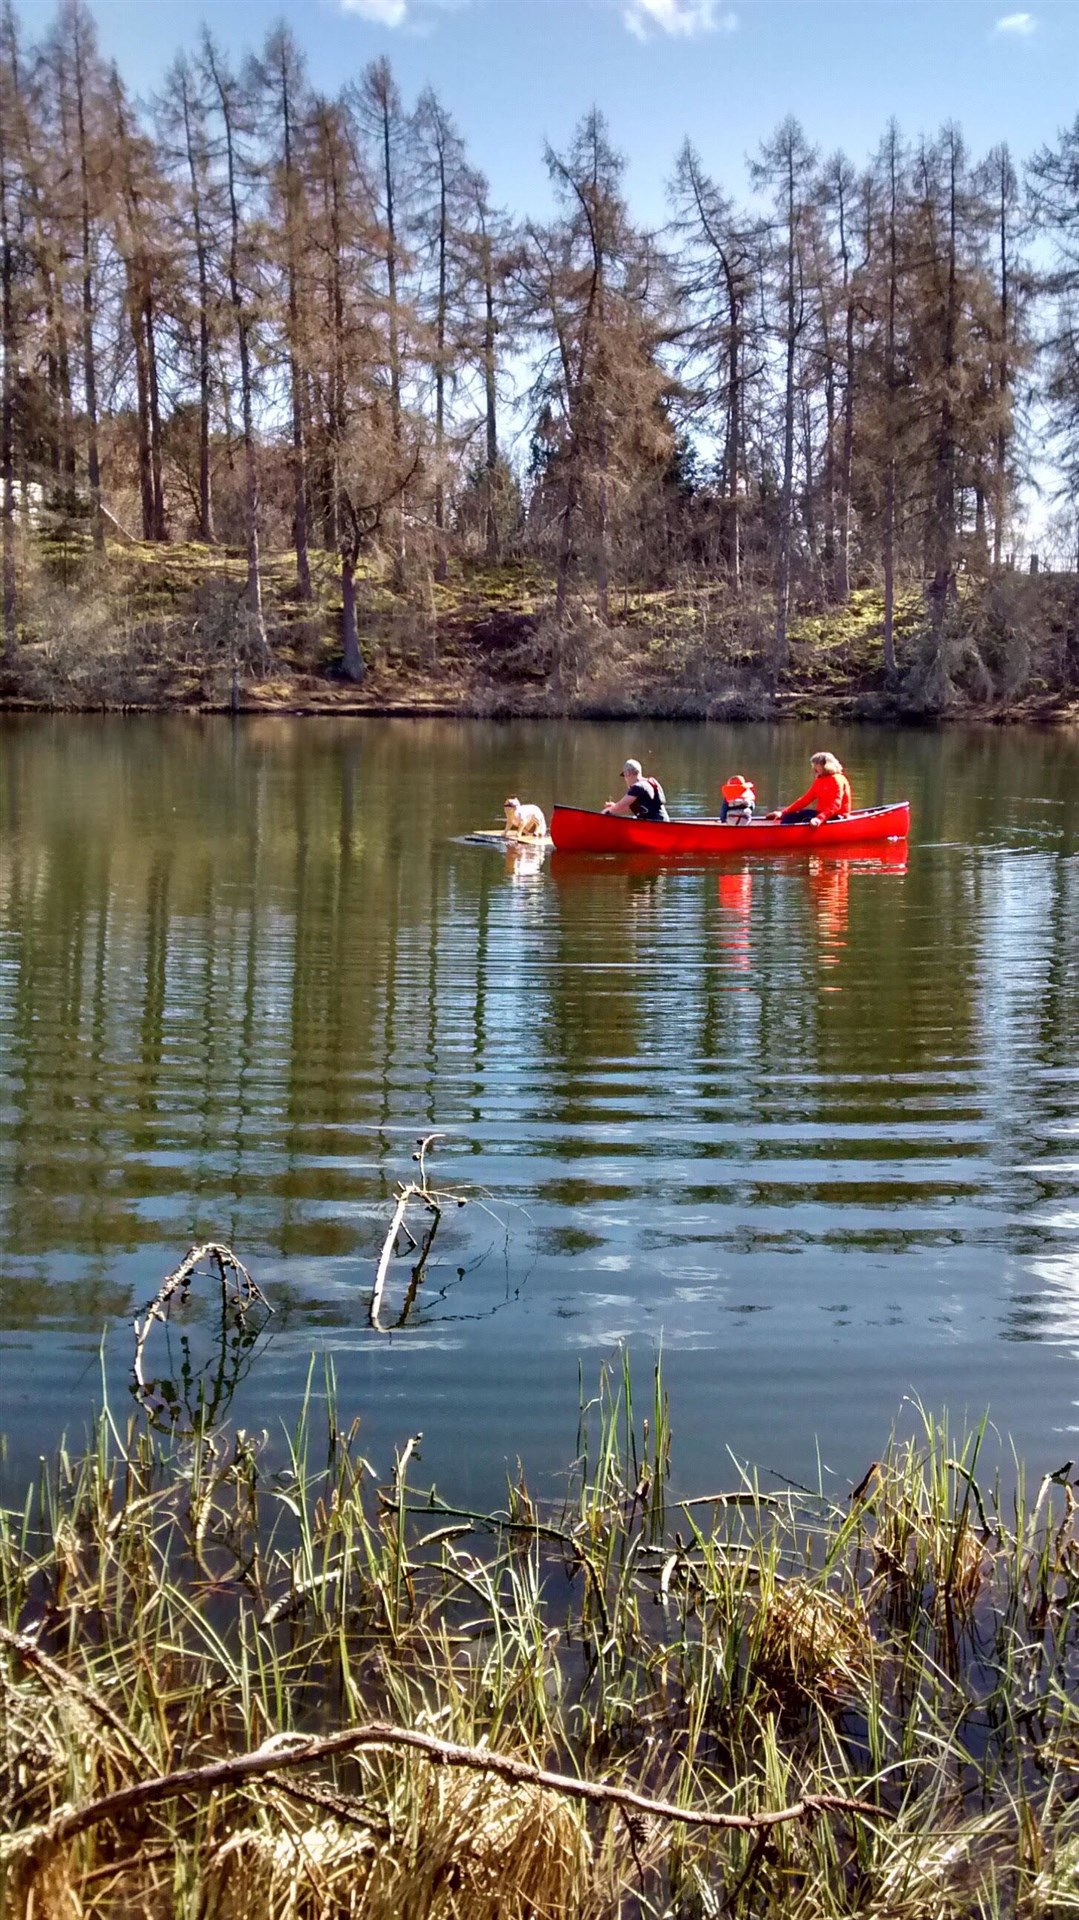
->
2;714;1079;1507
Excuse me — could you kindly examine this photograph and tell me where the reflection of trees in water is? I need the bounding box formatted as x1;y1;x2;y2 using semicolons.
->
998;853;1079;1346
4;722;1079;1332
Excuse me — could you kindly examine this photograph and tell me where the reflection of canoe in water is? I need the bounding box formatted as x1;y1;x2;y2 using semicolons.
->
551;845;909;888
550;802;910;857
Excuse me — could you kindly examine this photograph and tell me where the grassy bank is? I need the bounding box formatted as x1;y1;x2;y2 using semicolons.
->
5;1337;1079;1916
3;538;1079;723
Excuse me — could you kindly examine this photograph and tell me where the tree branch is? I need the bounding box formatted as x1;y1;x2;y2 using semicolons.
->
5;1718;890;1866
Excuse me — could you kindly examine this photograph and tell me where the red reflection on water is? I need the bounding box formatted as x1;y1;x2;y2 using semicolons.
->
717;868;752;972
808;848;908;970
808;858;850;963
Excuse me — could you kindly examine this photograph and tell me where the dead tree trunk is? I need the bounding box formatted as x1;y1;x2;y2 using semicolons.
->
204;38;265;645
775;145;799;670
882;132;901;677
0;5;18;655
179;63;215;542
481;228;499;563
340;498;365;683
277;45;311;601
146;291;166;539
73;15;103;552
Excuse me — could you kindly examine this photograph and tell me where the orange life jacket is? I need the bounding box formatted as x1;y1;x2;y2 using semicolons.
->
722;774;756;806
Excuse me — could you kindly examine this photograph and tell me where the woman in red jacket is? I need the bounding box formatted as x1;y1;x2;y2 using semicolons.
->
777;752;852;825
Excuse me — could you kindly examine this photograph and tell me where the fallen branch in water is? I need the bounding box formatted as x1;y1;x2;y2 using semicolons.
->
5;1718;890;1865
132;1244;272;1394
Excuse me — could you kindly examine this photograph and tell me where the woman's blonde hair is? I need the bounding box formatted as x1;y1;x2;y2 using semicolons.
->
811;751;844;776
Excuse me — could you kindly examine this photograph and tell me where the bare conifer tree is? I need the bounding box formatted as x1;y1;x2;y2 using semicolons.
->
0;0;26;651
111;64;169;539
1029;117;1079;511
414;87;472;582
671;142;763;588
49;0;108;549
983;145;1025;571
201;30;265;644
752;118;817;669
464;173;512;563
156;53;220;543
353;57;416;584
254;26;312;599
523;112;673;626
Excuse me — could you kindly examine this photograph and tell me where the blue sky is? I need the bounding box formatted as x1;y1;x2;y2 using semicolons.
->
81;0;1078;227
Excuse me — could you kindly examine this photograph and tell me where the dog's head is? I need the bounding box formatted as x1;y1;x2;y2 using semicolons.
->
503;797;522;825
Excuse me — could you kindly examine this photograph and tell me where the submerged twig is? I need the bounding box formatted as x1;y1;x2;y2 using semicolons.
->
680;1491;786;1510
386;1491;613;1637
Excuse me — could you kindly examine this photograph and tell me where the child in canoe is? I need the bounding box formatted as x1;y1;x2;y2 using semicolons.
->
720;774;756;823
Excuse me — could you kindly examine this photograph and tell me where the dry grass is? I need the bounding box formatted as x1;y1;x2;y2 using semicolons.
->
204;1767;596;1920
753;1578;871;1701
5;1350;1079;1916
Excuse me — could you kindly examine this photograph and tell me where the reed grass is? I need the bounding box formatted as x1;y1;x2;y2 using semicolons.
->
4;1367;1079;1917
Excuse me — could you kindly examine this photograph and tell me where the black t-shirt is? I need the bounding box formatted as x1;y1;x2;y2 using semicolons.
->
628;779;668;821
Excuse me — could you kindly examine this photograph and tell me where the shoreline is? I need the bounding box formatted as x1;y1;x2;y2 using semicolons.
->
4;684;1079;726
5;547;1078;729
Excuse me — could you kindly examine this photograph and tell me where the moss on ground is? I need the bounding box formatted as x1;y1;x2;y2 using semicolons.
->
4;539;1076;720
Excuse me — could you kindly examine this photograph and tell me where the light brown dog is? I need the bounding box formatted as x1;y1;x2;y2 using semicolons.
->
503;797;548;841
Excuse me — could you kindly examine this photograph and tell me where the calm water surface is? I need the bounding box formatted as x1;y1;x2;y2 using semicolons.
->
2;715;1079;1504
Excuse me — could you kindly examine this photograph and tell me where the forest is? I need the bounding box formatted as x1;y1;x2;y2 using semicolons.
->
2;0;1079;714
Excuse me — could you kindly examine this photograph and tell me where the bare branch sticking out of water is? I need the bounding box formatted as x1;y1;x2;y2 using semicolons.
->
369;1134;469;1332
132;1244;273;1396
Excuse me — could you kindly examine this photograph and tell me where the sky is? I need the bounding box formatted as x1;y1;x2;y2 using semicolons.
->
77;0;1079;230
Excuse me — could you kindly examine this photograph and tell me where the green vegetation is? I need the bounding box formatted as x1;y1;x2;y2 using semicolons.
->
6;1334;1079;1916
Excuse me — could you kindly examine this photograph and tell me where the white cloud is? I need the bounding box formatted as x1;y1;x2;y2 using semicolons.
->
624;0;738;40
993;11;1036;33
339;0;409;24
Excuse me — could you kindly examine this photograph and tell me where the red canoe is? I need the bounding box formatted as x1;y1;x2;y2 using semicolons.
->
549;802;910;857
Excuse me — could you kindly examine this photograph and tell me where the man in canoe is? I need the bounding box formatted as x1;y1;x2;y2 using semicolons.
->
774;751;852;825
603;759;670;822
